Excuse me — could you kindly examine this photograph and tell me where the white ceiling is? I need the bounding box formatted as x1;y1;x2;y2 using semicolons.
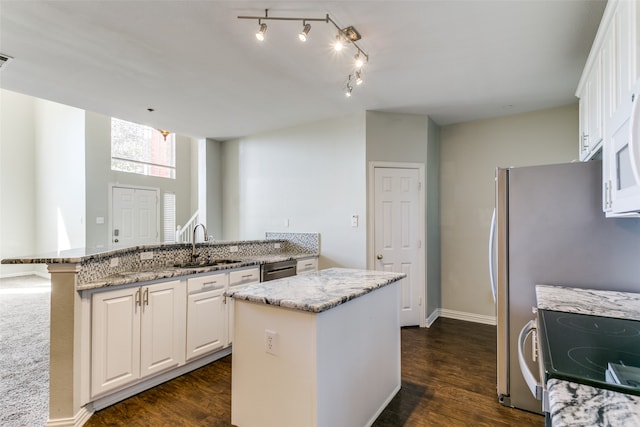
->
0;0;606;140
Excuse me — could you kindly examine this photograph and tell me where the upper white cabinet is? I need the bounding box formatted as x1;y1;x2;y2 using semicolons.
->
578;52;603;161
578;0;640;215
91;279;186;398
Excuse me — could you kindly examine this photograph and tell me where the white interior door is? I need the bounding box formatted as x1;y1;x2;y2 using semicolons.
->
373;166;424;327
112;186;159;247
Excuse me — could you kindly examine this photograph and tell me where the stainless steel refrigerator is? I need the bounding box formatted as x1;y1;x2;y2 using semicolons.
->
489;160;640;414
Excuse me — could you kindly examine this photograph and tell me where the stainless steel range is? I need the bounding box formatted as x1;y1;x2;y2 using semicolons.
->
537;309;640;396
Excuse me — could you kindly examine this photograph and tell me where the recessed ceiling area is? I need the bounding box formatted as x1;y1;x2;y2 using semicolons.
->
0;1;606;140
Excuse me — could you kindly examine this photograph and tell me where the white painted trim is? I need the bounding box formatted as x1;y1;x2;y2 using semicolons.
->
439;308;496;326
45;405;93;427
367;161;426;328
425;308;440;327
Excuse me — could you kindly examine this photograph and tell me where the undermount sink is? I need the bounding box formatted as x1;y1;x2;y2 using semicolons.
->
173;259;242;269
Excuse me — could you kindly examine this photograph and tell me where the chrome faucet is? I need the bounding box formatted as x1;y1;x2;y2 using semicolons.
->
191;223;208;262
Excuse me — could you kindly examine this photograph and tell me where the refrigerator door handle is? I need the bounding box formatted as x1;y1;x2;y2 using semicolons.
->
518;320;543;401
489;208;497;302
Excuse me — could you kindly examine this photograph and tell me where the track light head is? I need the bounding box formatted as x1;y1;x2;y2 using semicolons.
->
355;71;363;85
334;34;344;51
354;53;364;69
345;84;353;97
256;22;267;41
298;23;311;42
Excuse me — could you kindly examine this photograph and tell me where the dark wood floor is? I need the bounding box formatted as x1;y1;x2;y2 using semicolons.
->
86;318;543;427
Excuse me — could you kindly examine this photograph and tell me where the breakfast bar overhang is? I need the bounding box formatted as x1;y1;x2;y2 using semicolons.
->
227;268;405;427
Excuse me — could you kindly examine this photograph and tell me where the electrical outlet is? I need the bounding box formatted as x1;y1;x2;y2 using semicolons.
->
140;251;154;260
265;329;278;355
230;245;239;253
274;243;281;249
109;257;119;268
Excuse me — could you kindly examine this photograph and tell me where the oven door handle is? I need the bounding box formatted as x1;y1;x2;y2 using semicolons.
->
518;320;543;400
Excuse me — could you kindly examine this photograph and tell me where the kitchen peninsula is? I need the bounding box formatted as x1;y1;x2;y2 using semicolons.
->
227;268;405;427
1;232;319;427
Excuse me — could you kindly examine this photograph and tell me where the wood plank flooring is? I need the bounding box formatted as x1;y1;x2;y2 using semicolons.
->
85;318;543;427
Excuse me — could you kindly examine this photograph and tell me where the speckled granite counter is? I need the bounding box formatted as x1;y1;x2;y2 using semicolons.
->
536;285;640;321
226;268;406;313
230;267;404;426
536;285;640;426
77;253;312;291
2;233;320;290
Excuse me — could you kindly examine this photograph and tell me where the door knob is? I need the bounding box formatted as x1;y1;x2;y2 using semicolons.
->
376;254;383;260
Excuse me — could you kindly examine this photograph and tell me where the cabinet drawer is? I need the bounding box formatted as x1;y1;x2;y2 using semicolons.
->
297;257;318;273
187;272;228;294
229;267;260;287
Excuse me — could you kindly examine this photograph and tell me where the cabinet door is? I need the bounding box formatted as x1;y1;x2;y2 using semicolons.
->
140;280;185;378
186;287;226;360
587;58;604;152
227;268;260;346
91;286;141;397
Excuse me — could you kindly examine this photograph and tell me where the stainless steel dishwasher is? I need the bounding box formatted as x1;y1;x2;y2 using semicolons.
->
260;259;297;281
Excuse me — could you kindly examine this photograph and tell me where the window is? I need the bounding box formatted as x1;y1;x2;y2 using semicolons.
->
111;118;176;179
163;192;176;243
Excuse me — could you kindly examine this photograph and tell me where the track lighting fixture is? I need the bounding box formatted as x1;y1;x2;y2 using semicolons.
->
355;71;363;85
299;23;311;42
345;83;353;98
256;22;267;41
238;9;370;95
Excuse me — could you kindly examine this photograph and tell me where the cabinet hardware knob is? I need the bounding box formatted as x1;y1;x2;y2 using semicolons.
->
376;254;383;260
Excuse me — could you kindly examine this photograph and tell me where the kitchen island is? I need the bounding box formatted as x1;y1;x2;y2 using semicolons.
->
226;268;405;427
1;233;319;427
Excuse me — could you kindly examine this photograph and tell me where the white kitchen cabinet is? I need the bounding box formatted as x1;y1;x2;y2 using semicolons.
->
296;257;318;274
227;267;260;346
91;280;185;398
578;56;603;161
579;0;640;215
186;272;228;361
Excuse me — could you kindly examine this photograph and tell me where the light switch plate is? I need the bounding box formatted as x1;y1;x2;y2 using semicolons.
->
140;251;154;260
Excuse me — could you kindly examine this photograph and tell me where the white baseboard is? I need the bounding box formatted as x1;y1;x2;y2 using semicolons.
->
440;308;496;325
45;405;93;427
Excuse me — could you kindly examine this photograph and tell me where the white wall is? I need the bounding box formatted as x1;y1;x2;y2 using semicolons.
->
0;90;86;277
34;97;86;255
0;89;36;276
440;104;578;320
222;113;367;269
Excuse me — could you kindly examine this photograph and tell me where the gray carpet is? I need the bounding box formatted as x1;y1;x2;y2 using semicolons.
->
0;275;50;427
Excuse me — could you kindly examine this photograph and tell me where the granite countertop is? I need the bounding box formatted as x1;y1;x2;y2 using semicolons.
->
0;239;285;265
536;285;640;320
536;285;640;426
78;253;312;291
226;267;405;313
